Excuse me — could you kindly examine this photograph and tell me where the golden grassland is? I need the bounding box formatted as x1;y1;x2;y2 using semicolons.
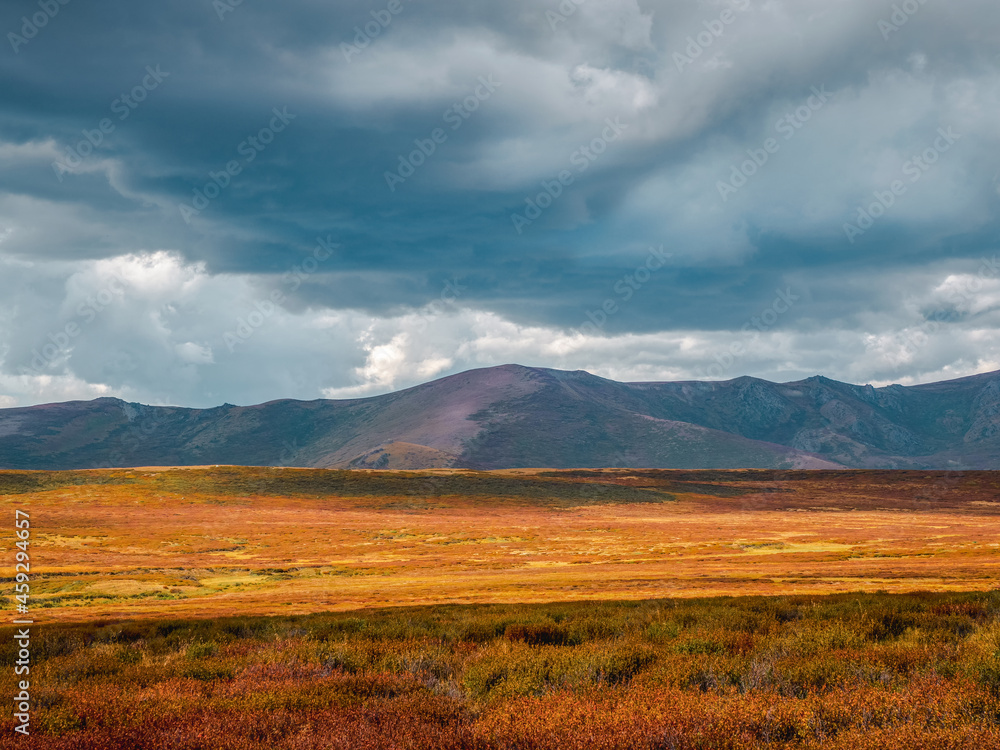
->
2;467;1000;748
1;467;998;620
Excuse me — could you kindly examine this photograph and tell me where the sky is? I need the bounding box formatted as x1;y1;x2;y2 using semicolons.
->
1;0;999;408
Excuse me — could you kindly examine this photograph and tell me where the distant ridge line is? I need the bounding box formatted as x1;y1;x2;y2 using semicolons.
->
1;365;998;471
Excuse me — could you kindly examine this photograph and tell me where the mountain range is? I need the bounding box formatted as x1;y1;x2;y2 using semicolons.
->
1;365;998;471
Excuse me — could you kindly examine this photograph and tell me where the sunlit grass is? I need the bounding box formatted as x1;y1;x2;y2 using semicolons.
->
3;467;998;621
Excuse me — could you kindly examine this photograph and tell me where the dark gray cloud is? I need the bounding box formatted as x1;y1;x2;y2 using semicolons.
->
0;0;999;406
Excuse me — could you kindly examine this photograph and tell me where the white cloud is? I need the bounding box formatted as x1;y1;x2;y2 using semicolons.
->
0;139;62;162
2;247;1000;408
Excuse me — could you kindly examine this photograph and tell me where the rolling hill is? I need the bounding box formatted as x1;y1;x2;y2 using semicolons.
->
0;365;998;470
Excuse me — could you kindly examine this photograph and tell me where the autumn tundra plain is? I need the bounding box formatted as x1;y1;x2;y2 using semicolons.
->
3;467;1000;748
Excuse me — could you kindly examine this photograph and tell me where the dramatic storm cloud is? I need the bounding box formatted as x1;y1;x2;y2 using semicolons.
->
1;0;998;406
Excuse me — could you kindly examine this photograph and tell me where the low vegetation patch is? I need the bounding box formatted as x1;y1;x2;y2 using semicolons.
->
3;591;1000;748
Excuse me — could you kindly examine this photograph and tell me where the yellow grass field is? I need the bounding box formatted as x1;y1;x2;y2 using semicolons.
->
3;467;998;621
4;467;1000;749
